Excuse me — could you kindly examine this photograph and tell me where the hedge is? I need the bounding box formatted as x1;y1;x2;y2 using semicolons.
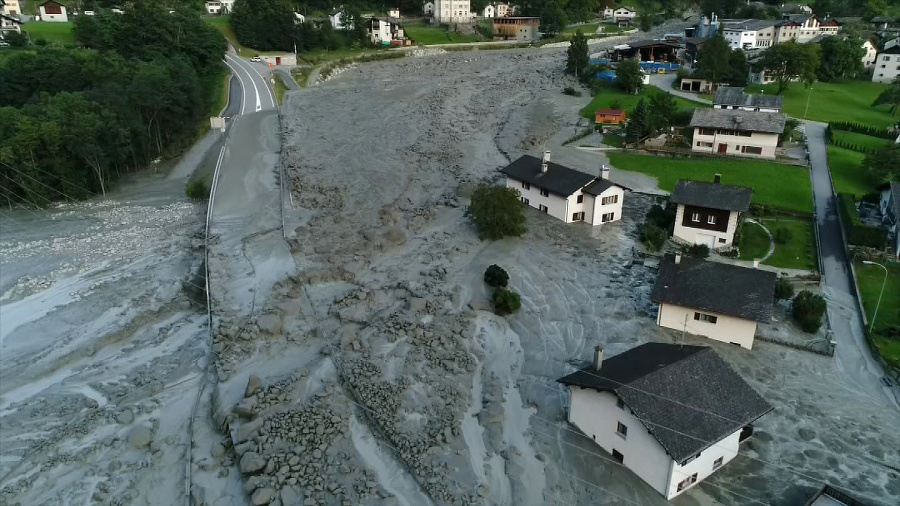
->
836;193;888;248
827;121;895;140
829;139;879;154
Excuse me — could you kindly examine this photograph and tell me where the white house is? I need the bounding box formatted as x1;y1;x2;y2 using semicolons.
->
434;0;472;24
602;7;614;19
690;108;785;159
388;7;400;19
38;0;67;22
1;0;20;16
613;7;636;24
481;4;494;18
713;87;782;113
721;20;775;49
367;17;403;44
495;3;511;17
651;253;777;349
0;13;22;36
500;152;629;226
205;0;234;14
884;36;900;50
862;39;878;68
423;2;435;16
873;46;900;83
558;343;772;499
330;10;350;30
668;176;752;250
879;182;900;259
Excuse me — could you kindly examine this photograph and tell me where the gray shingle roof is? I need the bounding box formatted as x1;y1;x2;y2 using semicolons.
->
558;343;773;463
669;179;753;211
690;108;786;134
714;87;783;110
500;155;596;197
722;19;776;32
582;178;631;196
650;254;777;322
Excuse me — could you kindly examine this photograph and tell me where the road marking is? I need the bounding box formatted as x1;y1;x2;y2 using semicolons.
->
223;58;249;115
226;54;261;112
231;55;276;110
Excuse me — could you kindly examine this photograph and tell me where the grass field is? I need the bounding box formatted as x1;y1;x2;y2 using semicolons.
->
855;261;900;368
831;130;894;151
580;85;708;119
404;24;482;45
563;23;625;35
826;146;873;198
290;66;313;87
23;21;76;45
753;80;896;127
273;73;288;105
739;217;817;270
607;151;814;213
211;68;231;116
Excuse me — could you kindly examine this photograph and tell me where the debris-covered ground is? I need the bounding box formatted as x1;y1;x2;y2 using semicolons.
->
204;47;899;506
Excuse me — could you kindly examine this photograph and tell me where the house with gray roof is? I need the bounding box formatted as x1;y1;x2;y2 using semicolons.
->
879;182;900;259
669;175;752;250
500;151;630;226
690;107;785;159
650;253;776;348
714;87;782;113
558;342;772;499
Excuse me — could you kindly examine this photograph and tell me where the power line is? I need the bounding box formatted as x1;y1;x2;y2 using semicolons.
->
0;162;83;202
0;160;102;199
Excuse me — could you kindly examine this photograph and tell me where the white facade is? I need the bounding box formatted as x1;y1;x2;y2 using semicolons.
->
672;204;740;248
0;14;21;35
434;0;472;24
613;7;636;23
423;2;435;16
723;27;757;50
495;3;511;17
38;1;67;22
330;11;352;30
863;40;878;68
873;51;900;83
602;7;614;19
568;388;742;499
388;7;400;18
884;37;900;50
692;127;779;159
481;5;494;18
505;178;625;226
368;18;402;44
1;0;20;16
205;0;234;14
657;303;758;348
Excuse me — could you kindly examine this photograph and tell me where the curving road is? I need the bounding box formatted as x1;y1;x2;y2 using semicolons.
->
224;52;278;114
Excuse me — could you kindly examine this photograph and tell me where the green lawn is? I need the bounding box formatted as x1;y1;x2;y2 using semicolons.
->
738;218;816;270
580;85;708;119
826;146;874;198
23;21;75;45
211;67;231;116
738;221;771;260
602;133;625;147
752;80;896;127
404;23;482;45
855;261;900;369
273;73;288;105
606;151;814;213
831;130;894;151
290;66;312;88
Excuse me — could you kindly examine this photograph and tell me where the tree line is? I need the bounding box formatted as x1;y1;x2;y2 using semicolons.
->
0;1;226;205
230;0;373;52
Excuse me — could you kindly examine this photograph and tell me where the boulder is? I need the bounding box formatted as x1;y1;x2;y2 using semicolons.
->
240;452;267;473
257;314;283;335
383;227;406;246
245;375;262;397
251;487;275;505
116;409;134;425
468;299;492;312
128;425;152;449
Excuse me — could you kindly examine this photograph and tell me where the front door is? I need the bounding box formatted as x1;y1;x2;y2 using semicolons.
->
717;143;727;154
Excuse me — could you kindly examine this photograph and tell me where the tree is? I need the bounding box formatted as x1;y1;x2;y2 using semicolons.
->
466;185;527;240
638;12;652;32
873;76;900;115
231;0;298;51
615;58;644;94
492;288;522;316
565;0;593;24
625;98;649;143
484;265;509;288
862;145;900;183
695;33;731;83
2;31;27;47
759;42;821;94
774;277;794;301
539;0;567;37
648;89;678;134
700;0;742;18
866;0;889;20
567;30;589;78
818;37;865;81
727;48;748;86
792;290;826;333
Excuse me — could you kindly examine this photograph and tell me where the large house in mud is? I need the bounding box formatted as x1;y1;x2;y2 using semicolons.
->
669;176;751;250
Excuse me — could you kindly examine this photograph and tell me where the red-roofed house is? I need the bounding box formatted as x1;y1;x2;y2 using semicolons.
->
595;109;626;124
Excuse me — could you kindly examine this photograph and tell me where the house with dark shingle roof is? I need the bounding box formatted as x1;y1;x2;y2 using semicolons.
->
714;87;782;113
670;175;752;250
690;108;785;159
879;182;900;259
500;151;630;226
650;253;776;348
558;342;772;499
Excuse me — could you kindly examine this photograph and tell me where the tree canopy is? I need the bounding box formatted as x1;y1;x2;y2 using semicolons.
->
873;75;900;115
466;185;527;240
539;0;568;37
863;145;900;184
695;33;731;83
818;37;865;81
615;58;644;95
566;30;589;78
759;42;821;94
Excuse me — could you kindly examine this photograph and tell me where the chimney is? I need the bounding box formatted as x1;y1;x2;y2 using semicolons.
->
714;173;721;184
541;150;550;173
675;253;682;264
593;345;603;372
600;164;610;180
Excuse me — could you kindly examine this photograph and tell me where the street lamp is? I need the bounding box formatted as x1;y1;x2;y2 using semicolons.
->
861;260;888;333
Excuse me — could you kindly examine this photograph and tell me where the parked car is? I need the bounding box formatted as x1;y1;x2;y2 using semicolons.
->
250;56;262;63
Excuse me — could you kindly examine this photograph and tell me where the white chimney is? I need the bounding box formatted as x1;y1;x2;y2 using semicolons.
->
675;253;682;264
593;345;603;372
541;150;550;173
753;259;760;268
600;164;610;180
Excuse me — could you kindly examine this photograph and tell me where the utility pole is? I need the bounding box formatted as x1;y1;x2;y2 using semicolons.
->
861;260;888;332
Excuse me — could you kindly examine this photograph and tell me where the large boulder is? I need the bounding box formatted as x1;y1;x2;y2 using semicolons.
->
251;487;275;505
257;314;282;335
245;375;261;397
240;452;267;473
128;425;152;449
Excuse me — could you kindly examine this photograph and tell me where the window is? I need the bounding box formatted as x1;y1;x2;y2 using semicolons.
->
521;181;530;190
713;457;724;470
884;56;890;61
676;473;698;492
521;197;529;205
616;422;628;439
540;189;549;197
612;449;624;463
707;215;717;225
682;452;701;465
616;398;625;410
601;195;618;205
694;312;718;324
741;146;763;155
698;127;716;136
539;204;548;213
601;212;615;222
697;141;713;148
577;194;583;204
691;212;700;222
572;212;585;221
718;238;726;243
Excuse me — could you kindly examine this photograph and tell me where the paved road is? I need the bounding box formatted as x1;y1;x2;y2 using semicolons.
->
224;52;278;114
275;67;301;91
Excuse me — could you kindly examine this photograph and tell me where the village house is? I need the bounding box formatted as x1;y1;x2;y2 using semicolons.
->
481;4;494;18
872;45;900;83
613;7;636;25
423;1;434;16
500;152;629;226
558;342;772;499
366;17;404;44
1;0;20;16
388;7;400;19
651;253;776;348
680;77;717;94
713;87;782;113
38;0;67;22
721;20;776;50
594;108;626;124
884;36;900;50
879;182;900;259
433;0;472;24
205;0;234;14
602;7;614;20
669;176;751;250
492;16;540;42
690;108;785;159
0;12;21;36
863;39;878;68
329;10;350;30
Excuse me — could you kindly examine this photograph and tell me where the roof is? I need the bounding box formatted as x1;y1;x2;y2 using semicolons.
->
500;155;596;197
0;13;23;23
39;0;66;5
722;19;776;32
881;45;900;55
713;87;783;110
805;484;871;506
583;177;631;195
690;108;786;134
595;108;625;116
558;343;773;463
625;39;681;49
885;182;900;224
650;254;777;322
669;179;753;211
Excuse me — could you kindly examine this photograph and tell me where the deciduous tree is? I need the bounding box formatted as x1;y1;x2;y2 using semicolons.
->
760;41;820;94
466;185;527;240
818;37;865;81
862;145;900;183
695;32;731;83
873;75;900;115
615;58;644;94
566;29;589;78
539;0;567;37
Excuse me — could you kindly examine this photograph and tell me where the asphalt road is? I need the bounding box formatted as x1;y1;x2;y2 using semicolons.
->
224;52;278;114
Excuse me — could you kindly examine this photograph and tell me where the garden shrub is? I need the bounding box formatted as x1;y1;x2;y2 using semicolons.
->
645;204;675;231
774;277;794;301
792;290;826;333
185;179;209;200
563;86;582;97
639;222;667;251
773;227;793;245
492;288;522;316
684;243;710;259
484;264;509;288
466;185;527;240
